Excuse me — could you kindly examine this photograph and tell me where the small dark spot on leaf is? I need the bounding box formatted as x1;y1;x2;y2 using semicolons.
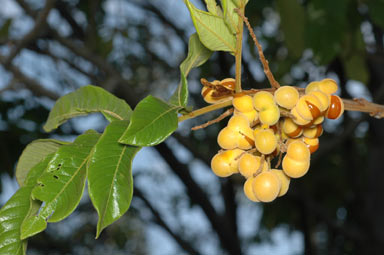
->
53;175;59;179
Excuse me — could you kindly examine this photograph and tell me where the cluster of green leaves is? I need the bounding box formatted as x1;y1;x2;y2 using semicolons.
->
0;0;249;254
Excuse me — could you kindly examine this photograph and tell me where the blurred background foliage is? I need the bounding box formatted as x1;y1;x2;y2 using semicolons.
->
0;0;384;254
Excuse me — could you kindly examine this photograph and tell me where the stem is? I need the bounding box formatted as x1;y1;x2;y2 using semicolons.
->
178;99;233;122
178;88;384;122
235;7;245;93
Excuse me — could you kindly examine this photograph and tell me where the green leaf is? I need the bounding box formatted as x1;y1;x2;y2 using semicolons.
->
44;85;132;132
343;54;369;84
16;139;69;187
184;0;236;52
119;96;179;146
204;0;223;16
277;0;306;59
0;156;52;255
0;19;12;39
222;0;240;34
169;33;212;107
20;131;100;239
88;120;141;238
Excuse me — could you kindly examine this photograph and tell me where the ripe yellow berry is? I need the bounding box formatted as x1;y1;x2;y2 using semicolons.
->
313;115;324;125
274;86;299;109
286;140;310;161
259;104;280;126
238;153;268;178
290;107;311;126
295;94;322;120
252;171;281;202
282;117;303;138
303;124;323;139
271;169;290;197
243;177;259;202
234;109;258;123
210;149;243;177
228;115;250;131
326;95;344;120
233;94;254;113
237;127;255;150
310;91;330;112
254;129;277;154
318;78;338;95
253;91;275;110
282;155;310;178
217;127;239;149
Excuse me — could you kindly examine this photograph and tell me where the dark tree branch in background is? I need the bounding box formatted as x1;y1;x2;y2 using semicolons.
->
4;0;56;66
155;142;242;255
134;187;201;255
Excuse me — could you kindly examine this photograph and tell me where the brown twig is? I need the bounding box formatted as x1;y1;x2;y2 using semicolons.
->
343;98;384;118
191;108;234;131
235;9;280;89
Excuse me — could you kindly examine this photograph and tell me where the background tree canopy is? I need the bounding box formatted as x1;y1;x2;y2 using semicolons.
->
0;0;384;254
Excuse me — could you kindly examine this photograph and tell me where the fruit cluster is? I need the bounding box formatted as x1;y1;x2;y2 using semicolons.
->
208;78;344;202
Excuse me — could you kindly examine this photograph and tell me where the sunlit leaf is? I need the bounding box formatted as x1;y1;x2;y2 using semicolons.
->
20;131;100;239
88;120;140;238
16;139;69;187
119;95;179;146
204;0;222;16
0;156;52;255
44;85;132;132
184;0;236;52
169;33;212;107
222;0;239;34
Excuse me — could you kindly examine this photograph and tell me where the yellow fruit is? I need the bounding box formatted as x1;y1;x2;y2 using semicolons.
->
239;153;268;178
243;177;259;202
303;137;319;154
303;124;323;139
286;140;310;161
259;104;280;126
252;171;281;202
210;149;243;177
310;91;330;112
290;107;311;126
227;115;250;131
282;155;310;178
233;94;254;113
318;78;338;95
237;127;255;150
282;117;303;138
274;86;299;109
217;127;239;149
254;129;277;154
234;109;258;123
313;115;324;125
253;91;275;110
295;94;322;120
326;95;344;120
271;169;290;197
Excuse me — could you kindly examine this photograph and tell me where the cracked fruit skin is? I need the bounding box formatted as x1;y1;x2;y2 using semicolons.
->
282;155;310;178
326;95;344;119
211;149;244;177
254;129;277;155
295;94;322;120
244;177;260;202
274;86;299;109
252;171;281;202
